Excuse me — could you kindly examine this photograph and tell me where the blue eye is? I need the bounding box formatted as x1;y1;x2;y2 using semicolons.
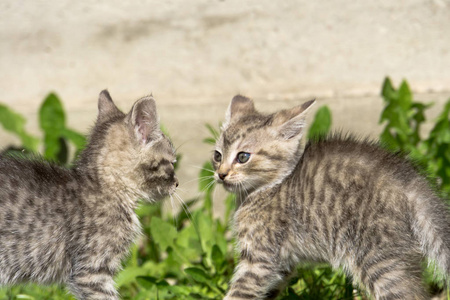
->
237;152;251;163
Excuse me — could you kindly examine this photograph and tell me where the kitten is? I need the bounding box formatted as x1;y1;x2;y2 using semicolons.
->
0;91;178;299
213;95;450;300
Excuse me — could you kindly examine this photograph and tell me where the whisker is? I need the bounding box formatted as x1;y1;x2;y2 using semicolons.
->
173;192;196;228
201;180;216;194
181;176;215;186
175;140;190;152
174;186;186;192
189;164;215;173
169;195;178;228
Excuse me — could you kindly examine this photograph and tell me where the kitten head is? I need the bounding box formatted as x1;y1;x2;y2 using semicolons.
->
80;90;178;202
213;95;314;194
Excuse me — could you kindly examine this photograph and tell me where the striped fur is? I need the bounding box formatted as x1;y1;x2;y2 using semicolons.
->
214;95;450;300
0;91;178;299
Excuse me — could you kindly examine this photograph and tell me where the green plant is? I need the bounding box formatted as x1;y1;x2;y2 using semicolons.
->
0;93;85;164
307;105;332;140
0;104;39;151
380;77;450;198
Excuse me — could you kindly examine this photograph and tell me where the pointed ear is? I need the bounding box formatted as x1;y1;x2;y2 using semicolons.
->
273;99;315;140
222;95;255;129
128;96;161;145
97;90;121;122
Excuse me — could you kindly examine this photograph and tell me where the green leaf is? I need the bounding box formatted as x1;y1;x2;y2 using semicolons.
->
397;80;412;111
39;93;69;162
308;106;332;140
196;210;214;254
411;102;431;125
0;104;28;133
56;137;69;164
18;134;40;152
185;267;211;284
224;193;236;223
39;93;66;132
42;133;64;162
205;123;220;141
429;101;450;143
379;103;396;124
199;161;215;192
136;276;158;289
202;137;217;145
150;217;177;251
62;128;86;151
115;266;148;287
381;77;396;101
165;285;192;296
136;276;169;289
176;224;203;260
0;104;39;151
211;244;225;273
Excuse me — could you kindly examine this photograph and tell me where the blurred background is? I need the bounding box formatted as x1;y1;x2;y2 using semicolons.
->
1;0;450;200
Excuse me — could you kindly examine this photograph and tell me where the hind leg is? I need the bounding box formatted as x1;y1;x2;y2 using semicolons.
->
356;251;428;300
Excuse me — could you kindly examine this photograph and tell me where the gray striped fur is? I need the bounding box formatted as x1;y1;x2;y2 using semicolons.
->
0;91;178;299
214;95;450;300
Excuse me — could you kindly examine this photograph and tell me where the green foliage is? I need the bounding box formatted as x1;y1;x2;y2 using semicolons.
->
283;265;358;300
308;105;332;140
380;77;450;198
203;123;220;146
0;92;85;164
0;79;448;299
116;200;233;300
0;104;39;151
39;93;86;163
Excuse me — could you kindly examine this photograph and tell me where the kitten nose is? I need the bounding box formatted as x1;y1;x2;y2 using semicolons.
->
218;172;228;180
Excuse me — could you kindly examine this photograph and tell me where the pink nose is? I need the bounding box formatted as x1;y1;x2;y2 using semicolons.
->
218;172;228;180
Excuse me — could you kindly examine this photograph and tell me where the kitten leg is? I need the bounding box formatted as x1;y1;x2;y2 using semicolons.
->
67;267;119;300
357;251;428;300
224;256;291;300
263;270;296;300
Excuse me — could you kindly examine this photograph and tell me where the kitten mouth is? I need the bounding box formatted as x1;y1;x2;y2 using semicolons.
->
169;187;177;196
220;180;239;192
215;176;241;192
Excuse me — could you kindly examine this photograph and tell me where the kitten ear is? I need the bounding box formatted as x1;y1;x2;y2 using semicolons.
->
222;95;255;129
97;90;121;122
274;99;316;140
128;96;161;145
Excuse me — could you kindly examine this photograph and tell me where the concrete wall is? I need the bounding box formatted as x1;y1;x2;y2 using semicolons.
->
1;0;449;200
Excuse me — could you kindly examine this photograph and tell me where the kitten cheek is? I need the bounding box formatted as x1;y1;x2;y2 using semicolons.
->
222;181;237;192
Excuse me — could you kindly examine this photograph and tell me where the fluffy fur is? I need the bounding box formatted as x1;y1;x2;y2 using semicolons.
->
214;95;450;300
0;91;178;299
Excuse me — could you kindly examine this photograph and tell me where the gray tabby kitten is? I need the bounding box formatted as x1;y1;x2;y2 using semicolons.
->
0;91;178;299
213;95;450;300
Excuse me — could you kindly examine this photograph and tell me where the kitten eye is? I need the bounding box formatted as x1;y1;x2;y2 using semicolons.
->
237;152;251;164
213;151;222;162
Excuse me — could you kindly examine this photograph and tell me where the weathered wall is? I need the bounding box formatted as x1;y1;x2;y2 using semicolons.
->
1;0;449;200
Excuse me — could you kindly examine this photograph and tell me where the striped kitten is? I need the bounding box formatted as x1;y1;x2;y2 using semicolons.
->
0;91;178;299
213;95;450;300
